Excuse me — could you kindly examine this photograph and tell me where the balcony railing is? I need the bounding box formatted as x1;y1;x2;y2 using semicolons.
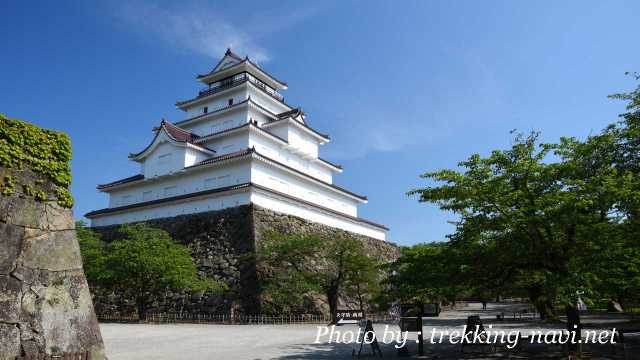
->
199;72;284;102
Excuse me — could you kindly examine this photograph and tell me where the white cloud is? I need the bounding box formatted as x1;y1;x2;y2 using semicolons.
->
114;2;271;62
323;114;448;160
323;54;511;160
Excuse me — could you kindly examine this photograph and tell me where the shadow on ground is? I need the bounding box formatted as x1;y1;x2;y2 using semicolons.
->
271;341;624;359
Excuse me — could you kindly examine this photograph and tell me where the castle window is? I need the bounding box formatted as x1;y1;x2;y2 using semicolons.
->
163;186;177;196
228;98;234;106
142;191;153;201
217;175;230;187
204;177;216;189
158;153;172;165
120;195;132;205
203;106;208;114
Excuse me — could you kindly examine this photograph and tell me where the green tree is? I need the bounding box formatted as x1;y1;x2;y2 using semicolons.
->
406;75;640;318
386;243;464;306
408;131;622;319
76;221;105;285
95;223;225;320
258;232;380;323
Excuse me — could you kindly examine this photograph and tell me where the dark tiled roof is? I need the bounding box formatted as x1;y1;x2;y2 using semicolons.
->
251;150;365;201
97;174;144;190
99;149;251;192
318;157;342;170
130;120;209;159
185;147;363;200
196;50;287;87
276;107;305;119
224;48;244;62
176;76;291;108
176;77;249;107
266;116;330;140
174;99;250;126
189;148;255;168
86;182;387;231
194;123;337;170
251;184;387;230
194;122;251;143
195;121;289;145
86;183;251;217
163;120;199;142
186;147;361;200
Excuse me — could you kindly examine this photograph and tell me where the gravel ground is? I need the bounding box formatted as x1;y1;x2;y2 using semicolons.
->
100;303;633;359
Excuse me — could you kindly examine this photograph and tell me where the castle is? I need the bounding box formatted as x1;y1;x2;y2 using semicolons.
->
86;49;387;240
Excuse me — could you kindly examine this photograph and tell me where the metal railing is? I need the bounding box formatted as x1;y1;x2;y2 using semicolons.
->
18;351;91;360
97;311;397;325
199;73;283;101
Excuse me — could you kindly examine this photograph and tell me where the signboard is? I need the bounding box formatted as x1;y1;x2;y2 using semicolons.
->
336;309;364;325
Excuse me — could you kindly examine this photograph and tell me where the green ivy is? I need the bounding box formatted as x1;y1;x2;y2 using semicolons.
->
1;175;14;196
0;114;73;207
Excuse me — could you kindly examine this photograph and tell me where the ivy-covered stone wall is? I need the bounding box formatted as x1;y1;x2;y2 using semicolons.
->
92;204;399;315
0;115;105;359
0;114;73;207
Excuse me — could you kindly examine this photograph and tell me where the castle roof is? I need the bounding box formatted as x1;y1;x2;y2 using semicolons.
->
97;174;144;190
196;48;287;89
187;148;363;201
102;146;358;200
85;182;387;231
129;120;213;161
192;121;341;172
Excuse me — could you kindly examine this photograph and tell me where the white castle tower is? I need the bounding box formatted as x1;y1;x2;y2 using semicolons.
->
86;49;387;240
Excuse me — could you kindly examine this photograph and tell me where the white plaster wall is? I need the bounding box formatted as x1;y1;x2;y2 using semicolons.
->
141;138;186;179
93;191;251;227
267;124;289;141
202;131;249;156
250;190;385;240
250;160;358;216
183;87;248;119
247;86;289;115
288;125;319;158
183;110;248;136
185;147;210;167
108;161;250;207
249;131;333;183
262;122;321;159
248;107;272;126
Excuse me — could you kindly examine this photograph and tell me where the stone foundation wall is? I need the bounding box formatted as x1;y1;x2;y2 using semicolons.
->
0;169;105;359
92;204;399;315
94;205;257;314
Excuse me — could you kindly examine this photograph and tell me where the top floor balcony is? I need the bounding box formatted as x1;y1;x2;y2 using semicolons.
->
199;72;284;102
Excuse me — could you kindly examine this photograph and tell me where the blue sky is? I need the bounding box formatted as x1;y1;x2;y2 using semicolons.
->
1;1;638;246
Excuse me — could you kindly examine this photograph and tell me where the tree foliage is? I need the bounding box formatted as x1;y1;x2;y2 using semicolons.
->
257;232;381;323
400;75;640;317
76;221;105;285
77;223;226;320
385;242;466;305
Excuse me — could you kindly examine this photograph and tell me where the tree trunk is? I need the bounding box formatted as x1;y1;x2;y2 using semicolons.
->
527;285;556;320
356;283;364;312
327;285;339;324
137;296;148;322
565;304;581;354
